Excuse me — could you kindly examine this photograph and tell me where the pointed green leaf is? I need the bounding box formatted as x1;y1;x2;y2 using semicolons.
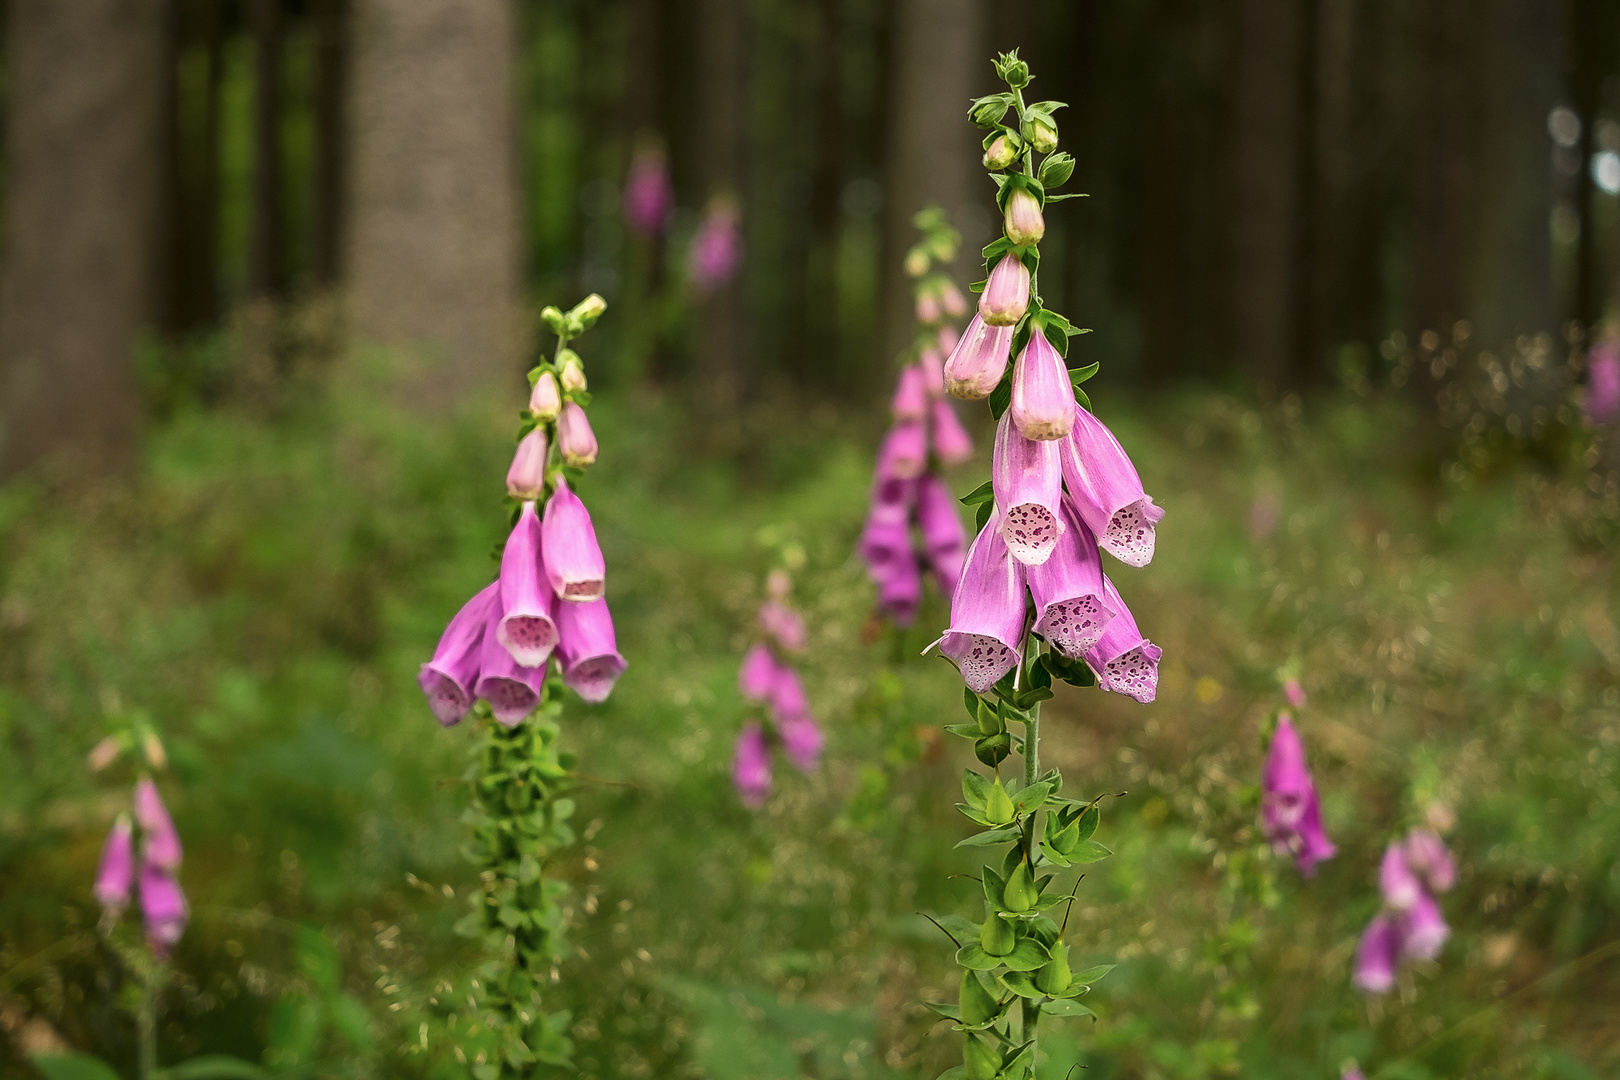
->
1072;964;1115;984
1000;937;1052;972
955;943;1000;970
961;769;992;808
1068;839;1113;864
1040;998;1096;1018
960;480;995;506
955;825;1022;849
998;970;1044;999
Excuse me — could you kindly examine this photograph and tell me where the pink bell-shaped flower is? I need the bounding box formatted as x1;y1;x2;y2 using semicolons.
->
418;580;499;725
557;403;599;467
541;478;606;603
1402;829;1456;894
134;778;182;872
496;502;559;666
918;348;946;399
993;411;1066;566
1009;331;1075;441
139;861;189;957
916;473;967;592
877;543;923;626
759;601;807;652
930;398;975;467
623;144;674;237
1003;188;1045;245
554;596;626;703
1027;505;1114;658
943;315;1015;400
776;709;824;773
1060;405;1164;567
881;421;927;481
1260;715;1336;876
978;254;1030;327
506;429;549;500
732;722;771;808
891;365;928;422
859;512;914;584
1353;914;1400;994
933;508;1029;693
1379;842;1423;911
95;814;135;917
476;595;545;725
1083;577;1161;704
739;643;779;702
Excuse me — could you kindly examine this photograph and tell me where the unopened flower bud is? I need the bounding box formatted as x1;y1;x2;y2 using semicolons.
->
983;134;1018;171
978;253;1030;326
1029;117;1058;153
569;293;607;328
88;735;123;772
766;569;792;600
557;350;588;393
1004;188;1045;245
529;371;562;420
506;428;549;499
141;732;166;770
904;247;929;278
1009;329;1074;441
939;281;968;319
943;315;1015;399
557;402;598;467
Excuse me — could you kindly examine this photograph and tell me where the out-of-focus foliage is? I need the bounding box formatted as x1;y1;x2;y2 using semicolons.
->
2;336;1618;1077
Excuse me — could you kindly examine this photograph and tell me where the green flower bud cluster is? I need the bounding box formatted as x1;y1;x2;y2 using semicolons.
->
921;650;1116;1080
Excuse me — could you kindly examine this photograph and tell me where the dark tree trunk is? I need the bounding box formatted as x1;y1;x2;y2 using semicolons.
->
0;0;168;477
1411;0;1480;337
694;0;747;400
165;0;225;334
1569;0;1618;332
797;0;844;387
250;0;286;299
313;0;348;288
1228;0;1307;391
346;0;526;407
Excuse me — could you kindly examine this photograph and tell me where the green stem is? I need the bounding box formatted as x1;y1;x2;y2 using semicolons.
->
137;966;158;1080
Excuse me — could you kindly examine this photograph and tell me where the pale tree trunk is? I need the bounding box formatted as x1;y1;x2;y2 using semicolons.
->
1229;0;1307;391
879;0;986;370
346;0;525;407
0;0;168;478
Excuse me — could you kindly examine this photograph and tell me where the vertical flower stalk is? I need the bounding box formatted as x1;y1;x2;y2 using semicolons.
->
734;567;822;807
918;52;1165;1078
1353;824;1456;994
416;294;625;1074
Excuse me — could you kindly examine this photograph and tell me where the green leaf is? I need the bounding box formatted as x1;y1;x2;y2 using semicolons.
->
1000;937;1052;972
1068;361;1100;386
988;371;1013;420
929;913;983;944
956;943;1000;970
1074;805;1100;844
31;1055;123;1080
956;803;994;826
1068;839;1113;864
998;970;1044;999
974;731;1012;768
1013;782;1053;812
959;480;994;506
961;769;992;808
1075;386;1091;411
955;825;1022;849
943;723;982;740
1041;998;1096;1018
154;1057;271;1080
1072;964;1116;985
975;499;995;532
923;1000;963;1020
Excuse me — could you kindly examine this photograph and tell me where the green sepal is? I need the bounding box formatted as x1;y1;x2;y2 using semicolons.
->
964;1034;1001;1080
959;969;1004;1026
1002;860;1039;912
944;723;984;740
979;911;1017;956
987;369;1013;420
955;825;1022;849
961;769;992;809
1066;839;1113;865
999;937;1052;972
975;731;1013;768
1043;191;1089;203
968;92;1017;128
1040;998;1096;1018
923;1000;962;1021
1013;782;1053;814
975;498;995;532
930;914;983;944
1023;99;1068;124
959;480;995;506
955;943;1001;971
1072;964;1115;985
956;803;994;827
539;306;565;334
1068;361;1100;386
1039;151;1076;189
998;970;1045;999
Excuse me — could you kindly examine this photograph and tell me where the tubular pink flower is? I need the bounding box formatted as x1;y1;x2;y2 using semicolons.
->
877;543;923;626
930;398;975;467
1060;405;1164;567
1003;188;1045;245
1379;842;1422;911
529;371;562;421
885;420;927;480
688;199;744;292
938;324;960;357
891;365;928;422
418;580;499;726
497;502;559;666
541;478;606;603
769;664;811;720
1084;577;1161;704
134;778;182;872
916;292;942;324
95;815;135;916
554;596;626;703
1402;829;1456;894
759;601;807;652
978;254;1030;327
916;473;967;592
1009;331;1075;441
623;147;674;237
733;722;771;808
940;281;968;319
1353;914;1400;993
506;429;549;500
139;861;188;957
557;402;598;467
992;411;1065;566
1283;678;1306;709
943;315;1015;400
870;436;919;526
1027;506;1115;659
777;710;824;773
1260;715;1336;875
476;603;545;726
1398;890;1449;961
919;348;946;399
1586;339;1620;423
739;643;779;702
859;511;914;583
933;508;1028;693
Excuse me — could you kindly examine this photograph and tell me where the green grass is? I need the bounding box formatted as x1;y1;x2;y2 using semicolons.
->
1;369;1616;1080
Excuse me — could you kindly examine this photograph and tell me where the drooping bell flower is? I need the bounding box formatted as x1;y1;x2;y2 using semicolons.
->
1260;714;1336;875
739;642;778;702
554;596;626;703
1003;188;1045;246
476;596;545;725
870;439;919;526
732;722;772;808
1399;890;1449;961
1009;331;1075;442
1586;337;1620;424
859;512;914;583
940;281;968;319
916;473;968;591
1402;830;1456;894
759;601;807;652
506;429;549;500
768;664;810;720
943;315;1015;400
978;254;1030;327
688;196;744;293
1060;405;1165;568
931;398;975;467
557;403;599;467
919;348;946;399
1352;914;1401;993
1379;842;1422;911
882;421;927;481
418;580;499;725
95;814;135;916
992;412;1065;566
496;502;559;666
134;778;182;872
877;543;923;626
933;509;1028;693
623;144;674;237
139;861;188;957
540;478;606;603
1027;506;1114;659
916;290;942;324
529;371;562;421
938;324;961;357
891;365;928;422
1083;577;1161;704
776;710;824;773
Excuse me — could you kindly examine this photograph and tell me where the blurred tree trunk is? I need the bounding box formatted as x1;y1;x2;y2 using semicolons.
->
1569;0;1618;332
345;0;525;406
694;0;746;401
1412;0;1480;337
250;0;286;299
796;0;843;386
1228;0;1307;391
0;0;167;478
877;0;985;371
166;0;225;334
312;0;349;288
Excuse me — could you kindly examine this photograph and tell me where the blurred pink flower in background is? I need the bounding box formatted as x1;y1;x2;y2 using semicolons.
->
623;141;674;238
1587;338;1620;424
687;196;744;294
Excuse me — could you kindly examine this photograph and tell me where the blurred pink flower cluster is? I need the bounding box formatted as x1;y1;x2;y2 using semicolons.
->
95;778;188;957
733;571;823;807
